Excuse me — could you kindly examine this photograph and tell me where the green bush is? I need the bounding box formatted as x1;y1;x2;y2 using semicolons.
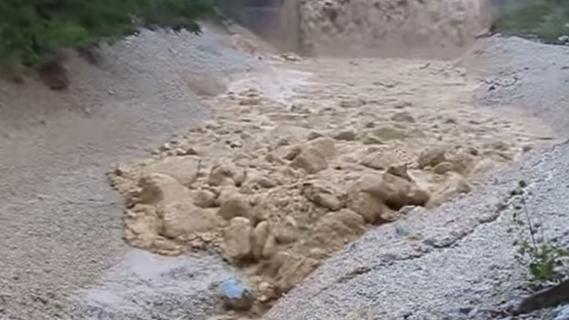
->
0;0;216;67
494;0;569;43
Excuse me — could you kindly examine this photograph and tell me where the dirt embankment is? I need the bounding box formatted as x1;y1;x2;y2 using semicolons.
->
297;0;492;59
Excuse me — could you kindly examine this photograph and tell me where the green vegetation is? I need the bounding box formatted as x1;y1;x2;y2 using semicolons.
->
0;0;216;68
511;180;568;283
494;0;569;43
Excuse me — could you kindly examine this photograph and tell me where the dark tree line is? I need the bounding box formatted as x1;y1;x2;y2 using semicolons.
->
0;0;216;67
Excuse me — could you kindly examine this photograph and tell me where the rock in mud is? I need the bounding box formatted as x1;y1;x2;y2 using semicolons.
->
252;221;271;260
360;173;430;210
361;151;399;170
417;147;447;169
308;137;336;158
387;163;413;182
124;204;162;246
361;133;384;145
368;126;408;141
144;156;200;187
273;252;320;293
274;217;298;244
161;201;222;239
309;209;366;250
135;173;192;205
283;145;303;161
290;147;328;174
302;181;345;211
257;281;277;303
347;185;390;224
433;161;455;175
223;217;253;260
218;195;256;221
308;131;324;140
262;234;278;259
219;278;255;311
429;172;472;207
193;189;218;208
334;130;358;141
447;151;475;175
339;99;365;109
391;111;416;123
208;163;246;187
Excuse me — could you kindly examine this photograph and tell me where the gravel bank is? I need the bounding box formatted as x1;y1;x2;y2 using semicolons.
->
464;36;569;136
265;37;569;320
0;26;257;320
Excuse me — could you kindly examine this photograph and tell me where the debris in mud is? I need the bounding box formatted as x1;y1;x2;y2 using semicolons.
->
109;57;554;318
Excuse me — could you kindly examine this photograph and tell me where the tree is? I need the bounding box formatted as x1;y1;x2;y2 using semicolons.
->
0;0;216;67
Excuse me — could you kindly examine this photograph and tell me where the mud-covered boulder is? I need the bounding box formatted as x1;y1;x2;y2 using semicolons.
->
417;147;447;169
218;194;257;221
347;183;391;224
223;217;253;260
387;163;413;181
447;151;476;175
252;221;271;261
362;173;430;209
274;216;298;244
144;156;200;187
290;147;329;174
271;252;320;293
161;201;222;239
367;126;408;141
192;189;218;208
308;209;367;250
208;163;247;187
429;172;472;207
302;180;345;211
308;137;336;158
134;173;192;205
433;161;455;175
361;151;399;170
391;111;416;123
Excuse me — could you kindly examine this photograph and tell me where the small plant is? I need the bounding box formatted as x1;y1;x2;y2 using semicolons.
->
519;241;568;282
511;180;569;283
